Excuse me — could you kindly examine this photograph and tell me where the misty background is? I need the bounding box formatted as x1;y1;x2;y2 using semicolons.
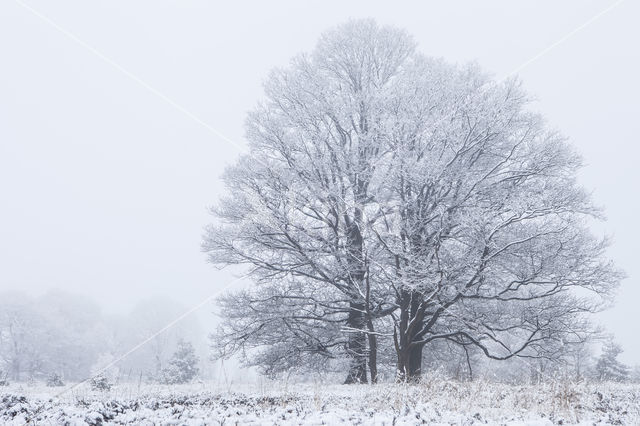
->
1;0;638;365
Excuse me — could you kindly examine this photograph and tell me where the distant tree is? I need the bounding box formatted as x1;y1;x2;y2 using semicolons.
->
114;298;202;381
631;365;640;383
0;291;207;385
595;339;629;382
420;340;479;381
89;352;121;385
566;338;597;381
161;339;199;384
0;291;108;382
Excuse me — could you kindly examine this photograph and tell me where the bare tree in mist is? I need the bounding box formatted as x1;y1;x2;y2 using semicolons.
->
204;19;621;383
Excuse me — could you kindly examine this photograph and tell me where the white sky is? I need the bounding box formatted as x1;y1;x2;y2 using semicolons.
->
1;1;638;364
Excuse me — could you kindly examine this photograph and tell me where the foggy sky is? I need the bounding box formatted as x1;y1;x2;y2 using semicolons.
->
1;1;638;363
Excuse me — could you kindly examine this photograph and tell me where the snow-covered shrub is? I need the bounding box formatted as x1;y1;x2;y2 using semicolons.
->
3;381;640;424
160;339;199;384
0;371;8;386
89;373;112;391
46;372;65;387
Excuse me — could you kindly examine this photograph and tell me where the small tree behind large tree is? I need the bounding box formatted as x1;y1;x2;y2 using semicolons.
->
161;339;200;385
595;339;629;382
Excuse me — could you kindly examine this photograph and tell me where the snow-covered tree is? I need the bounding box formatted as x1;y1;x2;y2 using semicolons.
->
0;291;208;384
111;298;203;381
204;19;621;383
0;291;106;382
161;339;199;384
566;338;597;381
595;339;629;382
0;295;43;381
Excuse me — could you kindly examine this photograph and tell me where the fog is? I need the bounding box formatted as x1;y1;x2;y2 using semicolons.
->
1;0;638;367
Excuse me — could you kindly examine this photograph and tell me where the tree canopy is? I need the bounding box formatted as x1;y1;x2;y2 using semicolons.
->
204;19;621;382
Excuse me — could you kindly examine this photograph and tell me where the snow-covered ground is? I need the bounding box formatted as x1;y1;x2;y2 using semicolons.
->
2;379;639;425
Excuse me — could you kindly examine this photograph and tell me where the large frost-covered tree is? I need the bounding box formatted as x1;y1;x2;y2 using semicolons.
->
204;20;621;382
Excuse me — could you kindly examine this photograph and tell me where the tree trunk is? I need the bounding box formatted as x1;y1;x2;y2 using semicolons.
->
396;349;409;382
343;198;369;384
396;344;423;382
408;344;423;379
364;267;377;384
367;320;378;384
11;358;20;381
395;288;426;382
344;302;368;384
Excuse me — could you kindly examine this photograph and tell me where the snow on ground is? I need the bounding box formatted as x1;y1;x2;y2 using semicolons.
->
2;379;639;425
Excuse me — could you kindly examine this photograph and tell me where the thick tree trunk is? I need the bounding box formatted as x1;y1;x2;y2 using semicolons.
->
396;350;409;382
395;288;426;382
408;344;423;379
343;197;370;384
396;344;423;382
344;302;368;384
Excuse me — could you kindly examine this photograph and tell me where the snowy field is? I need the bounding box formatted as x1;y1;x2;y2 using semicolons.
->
2;379;639;425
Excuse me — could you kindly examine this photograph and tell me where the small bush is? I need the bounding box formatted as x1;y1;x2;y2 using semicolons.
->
89;373;112;391
46;373;65;387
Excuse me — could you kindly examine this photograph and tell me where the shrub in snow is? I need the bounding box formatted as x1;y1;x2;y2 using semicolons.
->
89;373;112;391
46;372;65;387
5;381;640;425
0;372;8;386
161;339;199;384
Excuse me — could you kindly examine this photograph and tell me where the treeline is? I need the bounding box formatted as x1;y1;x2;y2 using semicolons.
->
0;290;205;385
